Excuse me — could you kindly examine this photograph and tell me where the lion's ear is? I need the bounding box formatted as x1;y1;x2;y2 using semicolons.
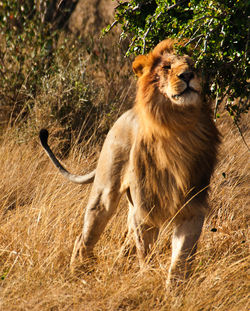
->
132;55;148;77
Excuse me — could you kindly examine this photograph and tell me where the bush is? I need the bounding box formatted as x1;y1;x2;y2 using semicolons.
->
0;1;106;145
0;1;59;124
106;0;249;122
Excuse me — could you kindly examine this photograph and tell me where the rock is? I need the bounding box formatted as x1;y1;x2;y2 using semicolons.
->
68;0;116;36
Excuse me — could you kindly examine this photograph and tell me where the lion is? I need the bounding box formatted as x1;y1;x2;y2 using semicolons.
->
39;39;220;285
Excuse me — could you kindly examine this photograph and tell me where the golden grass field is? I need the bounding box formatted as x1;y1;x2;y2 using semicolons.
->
0;9;249;307
0;105;249;310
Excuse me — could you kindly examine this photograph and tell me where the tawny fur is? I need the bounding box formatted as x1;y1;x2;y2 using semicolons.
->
40;39;220;286
133;40;219;222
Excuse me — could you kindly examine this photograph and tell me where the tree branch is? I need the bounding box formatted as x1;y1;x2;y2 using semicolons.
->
234;119;250;152
142;0;189;54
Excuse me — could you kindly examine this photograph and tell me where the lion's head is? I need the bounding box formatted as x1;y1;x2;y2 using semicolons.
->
133;39;202;107
133;39;203;136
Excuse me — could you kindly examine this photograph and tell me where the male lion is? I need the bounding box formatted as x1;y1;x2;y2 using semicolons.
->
39;39;220;285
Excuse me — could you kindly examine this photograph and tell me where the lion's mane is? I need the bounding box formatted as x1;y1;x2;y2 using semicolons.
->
132;39;220;223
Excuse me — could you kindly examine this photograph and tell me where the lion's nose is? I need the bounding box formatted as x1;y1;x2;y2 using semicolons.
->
178;71;194;83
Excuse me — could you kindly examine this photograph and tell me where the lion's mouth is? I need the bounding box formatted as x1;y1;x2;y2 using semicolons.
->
172;87;197;99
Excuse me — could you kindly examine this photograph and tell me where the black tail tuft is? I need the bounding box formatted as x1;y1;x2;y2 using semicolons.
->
39;129;49;147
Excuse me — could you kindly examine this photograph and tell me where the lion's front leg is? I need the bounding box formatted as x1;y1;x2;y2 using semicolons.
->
167;214;204;286
128;205;159;268
135;224;159;268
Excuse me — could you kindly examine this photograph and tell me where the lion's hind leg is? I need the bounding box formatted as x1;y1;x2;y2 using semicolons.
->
70;187;122;274
167;214;204;287
70;233;93;274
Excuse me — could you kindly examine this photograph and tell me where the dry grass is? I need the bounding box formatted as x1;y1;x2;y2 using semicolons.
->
0;109;249;310
1;3;249;309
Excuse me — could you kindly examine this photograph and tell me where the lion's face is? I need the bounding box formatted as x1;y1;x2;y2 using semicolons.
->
155;54;202;106
133;39;202;108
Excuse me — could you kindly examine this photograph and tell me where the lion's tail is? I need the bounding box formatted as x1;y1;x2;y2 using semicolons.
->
39;129;95;184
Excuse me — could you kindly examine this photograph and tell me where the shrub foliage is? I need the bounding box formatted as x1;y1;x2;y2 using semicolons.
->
106;0;249;121
0;1;106;142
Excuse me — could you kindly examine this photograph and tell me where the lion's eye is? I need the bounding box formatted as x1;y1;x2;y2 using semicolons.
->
153;74;160;82
163;64;171;70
